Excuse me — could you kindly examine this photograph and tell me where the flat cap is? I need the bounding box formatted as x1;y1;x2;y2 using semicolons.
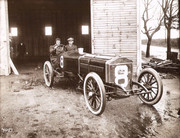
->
67;37;74;41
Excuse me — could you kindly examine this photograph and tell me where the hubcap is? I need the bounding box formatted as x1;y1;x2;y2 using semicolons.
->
89;91;94;97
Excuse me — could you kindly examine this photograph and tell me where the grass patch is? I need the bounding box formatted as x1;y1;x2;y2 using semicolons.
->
142;38;179;49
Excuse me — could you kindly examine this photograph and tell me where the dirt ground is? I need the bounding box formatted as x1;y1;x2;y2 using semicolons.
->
0;62;180;138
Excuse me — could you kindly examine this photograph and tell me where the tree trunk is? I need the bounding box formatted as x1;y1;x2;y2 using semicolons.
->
166;28;171;59
146;38;152;57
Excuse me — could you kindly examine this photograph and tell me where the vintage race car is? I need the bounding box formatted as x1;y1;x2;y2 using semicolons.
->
43;51;163;115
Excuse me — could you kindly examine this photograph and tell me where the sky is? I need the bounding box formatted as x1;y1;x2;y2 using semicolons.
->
140;0;179;39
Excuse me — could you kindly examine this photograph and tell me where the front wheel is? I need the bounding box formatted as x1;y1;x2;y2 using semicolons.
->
43;61;54;87
138;68;163;105
83;72;106;115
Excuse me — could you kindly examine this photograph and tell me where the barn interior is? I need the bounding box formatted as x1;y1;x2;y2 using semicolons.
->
8;0;91;65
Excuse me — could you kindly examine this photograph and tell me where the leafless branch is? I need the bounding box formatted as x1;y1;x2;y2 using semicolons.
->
141;0;164;57
142;0;163;39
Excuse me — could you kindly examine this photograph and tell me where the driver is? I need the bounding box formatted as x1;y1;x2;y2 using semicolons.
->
49;38;64;69
65;37;78;52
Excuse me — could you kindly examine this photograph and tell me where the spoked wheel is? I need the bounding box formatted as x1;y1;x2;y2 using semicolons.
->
138;68;163;105
83;72;106;115
43;61;54;87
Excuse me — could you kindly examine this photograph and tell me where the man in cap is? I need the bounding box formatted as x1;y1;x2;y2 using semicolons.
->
65;37;77;52
49;38;64;69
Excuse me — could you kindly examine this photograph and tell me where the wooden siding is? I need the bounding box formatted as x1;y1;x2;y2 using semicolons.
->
0;0;10;75
91;0;140;73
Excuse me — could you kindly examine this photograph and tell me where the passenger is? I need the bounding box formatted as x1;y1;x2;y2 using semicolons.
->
65;37;78;52
49;38;64;69
50;38;64;56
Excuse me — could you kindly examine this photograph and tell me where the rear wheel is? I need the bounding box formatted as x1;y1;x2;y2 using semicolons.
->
83;72;106;115
138;68;163;105
43;61;54;87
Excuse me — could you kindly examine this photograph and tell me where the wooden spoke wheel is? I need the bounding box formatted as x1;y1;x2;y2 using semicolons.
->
43;61;54;87
83;72;106;115
138;68;163;105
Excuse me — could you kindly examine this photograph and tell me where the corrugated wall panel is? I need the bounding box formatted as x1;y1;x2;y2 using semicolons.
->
91;0;140;74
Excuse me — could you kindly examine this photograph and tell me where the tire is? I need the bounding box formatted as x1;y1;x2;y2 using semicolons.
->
83;72;106;115
138;68;163;105
43;61;54;87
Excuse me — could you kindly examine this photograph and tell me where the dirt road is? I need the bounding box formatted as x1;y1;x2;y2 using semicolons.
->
0;64;180;138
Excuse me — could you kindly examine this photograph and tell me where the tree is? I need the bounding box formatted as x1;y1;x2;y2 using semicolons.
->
161;0;179;59
142;0;163;57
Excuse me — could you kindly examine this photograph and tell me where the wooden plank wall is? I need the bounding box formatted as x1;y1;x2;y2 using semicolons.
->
91;0;140;73
0;0;10;75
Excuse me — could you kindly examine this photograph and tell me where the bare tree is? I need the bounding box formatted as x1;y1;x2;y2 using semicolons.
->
142;0;163;57
161;0;179;59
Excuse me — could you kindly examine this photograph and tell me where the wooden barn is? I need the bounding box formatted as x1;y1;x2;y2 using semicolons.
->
0;0;141;75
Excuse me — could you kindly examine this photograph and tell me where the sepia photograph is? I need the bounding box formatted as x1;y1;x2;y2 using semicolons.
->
0;0;179;137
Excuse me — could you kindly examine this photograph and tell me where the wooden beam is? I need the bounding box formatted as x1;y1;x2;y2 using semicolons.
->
9;58;19;75
90;0;94;54
136;0;141;76
0;0;10;75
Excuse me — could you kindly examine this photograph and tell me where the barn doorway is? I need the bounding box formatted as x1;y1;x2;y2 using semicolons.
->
8;0;91;64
